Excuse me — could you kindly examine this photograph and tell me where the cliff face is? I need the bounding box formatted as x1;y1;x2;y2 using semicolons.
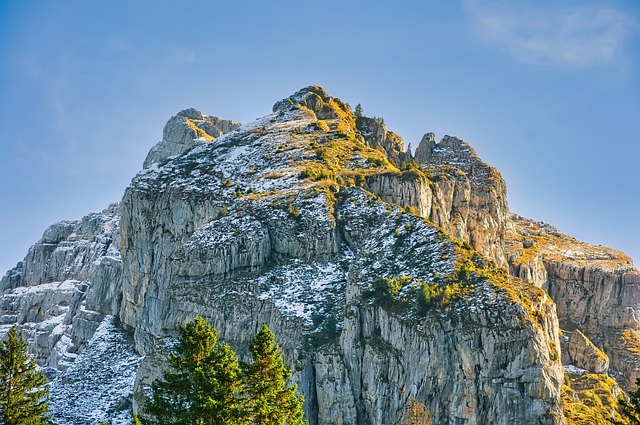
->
364;132;508;269
0;86;637;424
505;215;640;391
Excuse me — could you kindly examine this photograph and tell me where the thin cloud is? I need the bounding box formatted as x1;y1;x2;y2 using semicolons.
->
463;0;638;68
168;46;196;63
105;37;132;53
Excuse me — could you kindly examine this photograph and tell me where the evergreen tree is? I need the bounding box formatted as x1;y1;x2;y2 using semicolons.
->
242;324;306;425
146;316;243;425
0;326;50;425
618;377;640;424
354;103;363;117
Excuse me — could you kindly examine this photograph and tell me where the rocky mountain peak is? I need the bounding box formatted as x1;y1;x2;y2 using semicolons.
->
143;108;241;169
176;107;204;120
414;133;503;187
1;86;639;424
272;85;352;121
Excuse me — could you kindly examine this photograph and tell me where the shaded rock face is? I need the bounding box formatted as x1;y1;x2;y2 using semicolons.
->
1;86;638;424
548;262;640;388
0;204;121;370
356;116;411;165
560;329;609;374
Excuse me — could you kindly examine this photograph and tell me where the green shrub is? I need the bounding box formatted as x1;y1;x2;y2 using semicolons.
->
372;277;402;306
299;165;335;181
315;147;330;161
288;204;301;219
417;282;442;312
366;157;384;167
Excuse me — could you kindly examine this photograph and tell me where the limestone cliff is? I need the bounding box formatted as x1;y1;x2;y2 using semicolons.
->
1;86;637;424
142;108;241;169
505;215;640;392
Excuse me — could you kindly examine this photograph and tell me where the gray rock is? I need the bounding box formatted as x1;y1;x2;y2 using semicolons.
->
142;110;241;169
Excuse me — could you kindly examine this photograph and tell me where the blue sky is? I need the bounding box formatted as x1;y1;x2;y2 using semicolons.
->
0;0;638;273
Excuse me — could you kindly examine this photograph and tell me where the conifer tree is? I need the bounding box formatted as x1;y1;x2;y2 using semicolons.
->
146;316;243;425
0;325;50;425
354;103;363;117
242;324;307;425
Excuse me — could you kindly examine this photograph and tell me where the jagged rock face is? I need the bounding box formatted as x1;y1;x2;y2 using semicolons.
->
413;134;509;268
0;204;122;376
505;214;640;389
560;329;609;374
356;116;411;165
142;108;241;169
1;85;638;424
364;134;508;268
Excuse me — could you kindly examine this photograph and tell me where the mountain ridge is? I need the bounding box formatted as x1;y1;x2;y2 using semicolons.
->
1;86;638;424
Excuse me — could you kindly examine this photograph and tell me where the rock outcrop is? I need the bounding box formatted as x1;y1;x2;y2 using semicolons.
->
505;214;640;390
142;108;240;169
0;204;121;369
1;86;638;424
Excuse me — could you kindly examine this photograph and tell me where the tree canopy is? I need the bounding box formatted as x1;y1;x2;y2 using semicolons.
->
145;317;306;425
243;324;306;425
0;326;50;425
146;316;243;424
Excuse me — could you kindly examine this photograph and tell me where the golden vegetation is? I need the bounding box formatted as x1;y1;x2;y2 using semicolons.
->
505;215;633;271
620;329;640;357
562;373;625;424
184;118;215;141
394;399;432;425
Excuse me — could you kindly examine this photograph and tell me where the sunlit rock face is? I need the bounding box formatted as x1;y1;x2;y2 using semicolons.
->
142;108;241;169
505;215;640;390
1;86;638;424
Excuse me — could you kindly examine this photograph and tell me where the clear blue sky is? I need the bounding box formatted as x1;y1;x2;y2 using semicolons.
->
1;0;639;273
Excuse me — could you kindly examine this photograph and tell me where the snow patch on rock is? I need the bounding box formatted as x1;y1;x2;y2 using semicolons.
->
48;316;141;425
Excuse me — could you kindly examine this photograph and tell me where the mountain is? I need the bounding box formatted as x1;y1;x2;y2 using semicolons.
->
1;86;638;424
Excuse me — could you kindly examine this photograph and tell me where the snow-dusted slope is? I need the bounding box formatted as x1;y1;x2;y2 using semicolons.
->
48;316;141;424
1;86;638;424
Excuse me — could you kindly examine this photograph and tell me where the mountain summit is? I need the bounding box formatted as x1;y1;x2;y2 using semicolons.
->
1;86;638;424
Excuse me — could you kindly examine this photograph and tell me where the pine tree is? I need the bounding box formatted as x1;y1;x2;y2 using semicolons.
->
242;324;307;425
146;316;243;425
0;326;50;425
354;103;363;117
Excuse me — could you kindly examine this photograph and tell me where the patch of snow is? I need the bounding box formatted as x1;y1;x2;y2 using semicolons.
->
9;280;78;296
48;316;142;425
563;364;587;376
256;257;348;328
